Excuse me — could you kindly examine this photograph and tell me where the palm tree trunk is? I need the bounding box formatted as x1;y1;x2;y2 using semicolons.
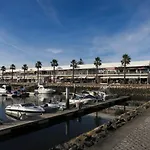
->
2;71;4;81
72;67;74;83
37;68;39;83
96;66;98;84
12;69;13;81
123;64;126;84
53;67;55;83
24;70;25;80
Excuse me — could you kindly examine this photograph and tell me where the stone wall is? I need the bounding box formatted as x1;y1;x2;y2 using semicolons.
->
51;101;150;150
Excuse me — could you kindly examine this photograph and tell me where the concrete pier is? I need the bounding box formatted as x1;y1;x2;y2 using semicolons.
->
0;96;129;140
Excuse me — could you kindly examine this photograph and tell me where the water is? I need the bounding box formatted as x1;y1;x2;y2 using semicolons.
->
0;94;63;121
0;95;110;150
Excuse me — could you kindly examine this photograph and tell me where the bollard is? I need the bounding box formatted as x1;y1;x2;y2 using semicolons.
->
66;87;70;109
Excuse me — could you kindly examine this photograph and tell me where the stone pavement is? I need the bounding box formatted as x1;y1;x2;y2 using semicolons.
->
88;108;150;150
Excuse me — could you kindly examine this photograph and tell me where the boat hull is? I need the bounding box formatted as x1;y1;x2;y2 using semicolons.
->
5;109;43;120
35;90;55;94
12;93;30;98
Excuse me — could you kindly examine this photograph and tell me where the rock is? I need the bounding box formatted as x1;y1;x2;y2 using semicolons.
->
69;144;78;150
98;130;107;138
63;143;70;149
54;144;65;150
84;140;94;147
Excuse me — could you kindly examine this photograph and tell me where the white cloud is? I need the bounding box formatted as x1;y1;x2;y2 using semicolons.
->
36;0;62;26
0;29;29;54
46;48;63;54
92;21;150;62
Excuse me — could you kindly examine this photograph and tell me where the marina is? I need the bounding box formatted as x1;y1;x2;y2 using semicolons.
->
0;1;150;149
0;112;110;150
0;91;130;150
0;95;129;138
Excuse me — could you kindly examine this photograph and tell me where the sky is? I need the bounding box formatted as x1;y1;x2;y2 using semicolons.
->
0;0;150;68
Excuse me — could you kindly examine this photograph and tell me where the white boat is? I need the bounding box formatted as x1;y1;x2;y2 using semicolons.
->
41;102;60;109
36;94;50;101
88;90;117;101
69;94;97;105
5;103;45;120
0;85;7;95
35;84;56;94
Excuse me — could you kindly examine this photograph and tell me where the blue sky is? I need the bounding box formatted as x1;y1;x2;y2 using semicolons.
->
0;0;150;68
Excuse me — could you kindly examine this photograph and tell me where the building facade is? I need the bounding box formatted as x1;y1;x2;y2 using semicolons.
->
1;60;150;84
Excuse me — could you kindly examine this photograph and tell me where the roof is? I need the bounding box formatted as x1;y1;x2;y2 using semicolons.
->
4;60;150;72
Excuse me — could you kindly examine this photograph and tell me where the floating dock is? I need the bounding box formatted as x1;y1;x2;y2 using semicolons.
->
0;96;130;140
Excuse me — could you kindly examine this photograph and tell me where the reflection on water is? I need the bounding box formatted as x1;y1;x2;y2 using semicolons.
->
0;94;63;121
0;113;109;150
0;95;110;150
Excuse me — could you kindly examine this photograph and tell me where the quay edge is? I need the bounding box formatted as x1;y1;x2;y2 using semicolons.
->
52;100;150;150
0;96;129;140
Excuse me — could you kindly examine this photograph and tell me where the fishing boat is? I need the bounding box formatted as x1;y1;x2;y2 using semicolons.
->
5;103;45;120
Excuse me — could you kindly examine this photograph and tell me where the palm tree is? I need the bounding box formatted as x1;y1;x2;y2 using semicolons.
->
1;66;6;81
70;59;78;83
94;57;102;83
22;64;28;81
35;61;42;83
50;59;58;83
78;58;84;65
121;54;131;84
10;64;16;81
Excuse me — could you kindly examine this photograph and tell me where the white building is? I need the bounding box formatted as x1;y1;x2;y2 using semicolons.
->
1;60;150;84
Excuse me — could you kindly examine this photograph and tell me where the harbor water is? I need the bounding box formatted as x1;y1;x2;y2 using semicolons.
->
0;94;111;150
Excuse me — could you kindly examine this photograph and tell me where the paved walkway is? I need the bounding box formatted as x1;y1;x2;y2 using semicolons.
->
88;108;150;150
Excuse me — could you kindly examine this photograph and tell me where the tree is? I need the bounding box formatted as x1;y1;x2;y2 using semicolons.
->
35;61;42;83
22;64;28;81
78;58;84;65
94;57;102;83
1;66;6;81
50;59;58;83
10;64;16;81
121;54;131;84
70;59;78;83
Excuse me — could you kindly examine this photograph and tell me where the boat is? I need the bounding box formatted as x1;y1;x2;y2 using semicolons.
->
0;85;7;96
10;86;30;98
41;102;60;109
5;103;45;120
36;94;50;101
69;94;97;105
11;92;30;98
41;100;74;112
85;90;116;101
35;84;56;94
41;101;61;112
